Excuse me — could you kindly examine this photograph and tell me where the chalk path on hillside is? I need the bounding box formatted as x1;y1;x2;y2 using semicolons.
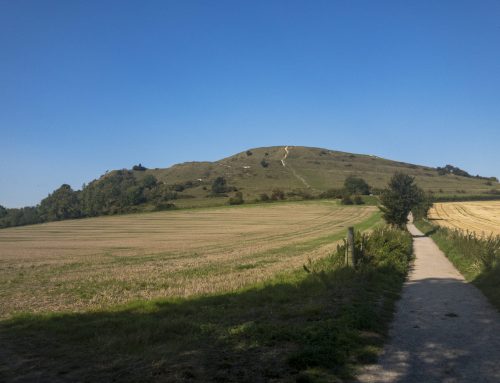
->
280;146;315;190
356;218;500;383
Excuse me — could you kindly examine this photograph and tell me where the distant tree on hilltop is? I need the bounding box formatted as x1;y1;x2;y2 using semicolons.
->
132;164;147;171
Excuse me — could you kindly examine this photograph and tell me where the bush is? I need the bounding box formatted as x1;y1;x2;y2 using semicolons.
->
271;188;285;201
353;195;364;205
211;177;227;194
341;195;354;205
344;176;370;195
259;193;270;202
132;164;147;171
260;159;269;168
246;150;253;156
155;202;176;211
319;189;344;199
229;192;244;205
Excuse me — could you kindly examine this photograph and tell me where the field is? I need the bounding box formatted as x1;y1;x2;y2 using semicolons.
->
429;201;500;236
0;200;379;318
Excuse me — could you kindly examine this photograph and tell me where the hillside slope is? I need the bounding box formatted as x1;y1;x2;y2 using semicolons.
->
139;146;497;207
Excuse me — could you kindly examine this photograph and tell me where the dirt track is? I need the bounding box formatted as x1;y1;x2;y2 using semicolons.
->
357;219;500;382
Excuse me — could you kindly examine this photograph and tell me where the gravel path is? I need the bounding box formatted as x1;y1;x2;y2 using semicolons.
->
356;220;500;383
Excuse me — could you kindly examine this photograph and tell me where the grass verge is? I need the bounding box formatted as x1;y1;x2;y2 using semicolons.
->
415;220;500;311
0;226;412;382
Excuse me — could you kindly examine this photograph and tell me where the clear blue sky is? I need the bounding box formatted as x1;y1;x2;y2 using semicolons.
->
1;0;499;208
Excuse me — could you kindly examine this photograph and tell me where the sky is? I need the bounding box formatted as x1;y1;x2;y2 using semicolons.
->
1;0;499;208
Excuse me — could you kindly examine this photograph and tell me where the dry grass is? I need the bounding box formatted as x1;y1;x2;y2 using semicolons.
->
429;201;500;237
0;201;378;318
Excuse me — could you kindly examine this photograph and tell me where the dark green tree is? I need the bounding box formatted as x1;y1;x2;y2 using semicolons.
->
344;176;370;195
411;189;434;221
211;177;227;194
38;184;82;221
379;172;425;228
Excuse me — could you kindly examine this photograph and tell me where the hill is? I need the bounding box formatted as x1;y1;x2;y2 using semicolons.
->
1;146;498;227
141;145;498;208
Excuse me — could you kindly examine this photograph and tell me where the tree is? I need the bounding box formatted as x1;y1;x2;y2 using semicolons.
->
0;205;7;219
38;184;82;221
132;164;147;171
344;176;370;195
211;177;227;194
411;189;434;221
379;172;425;228
341;195;354;205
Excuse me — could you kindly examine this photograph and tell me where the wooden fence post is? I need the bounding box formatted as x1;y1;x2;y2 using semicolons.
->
347;226;355;266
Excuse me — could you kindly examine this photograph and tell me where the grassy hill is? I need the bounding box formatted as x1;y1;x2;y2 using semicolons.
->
137;146;498;208
2;146;498;229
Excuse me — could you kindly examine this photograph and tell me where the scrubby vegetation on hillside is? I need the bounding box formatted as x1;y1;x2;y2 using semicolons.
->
437;164;498;182
0;170;180;228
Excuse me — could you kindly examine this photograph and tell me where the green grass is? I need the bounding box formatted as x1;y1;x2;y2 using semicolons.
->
415;220;500;312
0;226;412;383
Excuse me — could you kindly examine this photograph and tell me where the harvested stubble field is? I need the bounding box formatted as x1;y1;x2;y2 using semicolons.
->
0;201;378;318
429;201;500;237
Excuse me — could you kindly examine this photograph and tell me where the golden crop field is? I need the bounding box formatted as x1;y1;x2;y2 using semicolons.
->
429;201;500;237
0;201;378;318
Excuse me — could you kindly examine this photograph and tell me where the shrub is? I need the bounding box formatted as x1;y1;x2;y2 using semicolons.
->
259;193;270;202
353;195;364;205
344;176;370;195
155;202;176;211
271;188;285;201
211;177;227;194
132;164;147;171
341;195;354;205
229;192;244;205
319;189;344;199
260;159;269;168
246;150;253;156
142;175;158;189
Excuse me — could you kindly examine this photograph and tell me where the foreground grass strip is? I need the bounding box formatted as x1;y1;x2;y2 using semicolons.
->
0;226;411;382
415;220;500;312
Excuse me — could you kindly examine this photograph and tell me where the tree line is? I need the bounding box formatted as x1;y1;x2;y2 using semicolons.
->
0;170;177;229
